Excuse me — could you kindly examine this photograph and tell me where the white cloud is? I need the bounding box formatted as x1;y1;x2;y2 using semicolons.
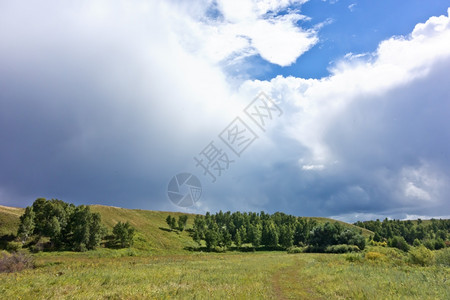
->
301;164;325;170
348;3;356;12
239;8;450;217
173;0;317;66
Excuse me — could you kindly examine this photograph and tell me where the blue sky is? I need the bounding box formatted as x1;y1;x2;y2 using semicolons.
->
248;0;450;80
1;0;450;222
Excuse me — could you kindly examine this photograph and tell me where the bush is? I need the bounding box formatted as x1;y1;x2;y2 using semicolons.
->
29;237;48;253
434;238;445;250
413;239;421;247
112;221;136;248
423;239;435;250
287;246;304;254
345;253;363;262
388;236;410;252
0;252;34;273
409;246;435;266
365;251;385;261
325;244;360;253
6;241;22;252
435;248;450;267
369;240;387;247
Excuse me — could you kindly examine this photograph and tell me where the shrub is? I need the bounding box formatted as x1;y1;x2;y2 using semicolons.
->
369;240;387;247
345;253;363;262
435;248;450;267
0;252;34;273
6;241;22;252
112;221;136;248
409;246;435;266
30;237;48;253
325;244;360;253
434;238;445;250
423;239;435;250
388;236;410;252
287;246;304;254
413;239;421;247
365;251;385;261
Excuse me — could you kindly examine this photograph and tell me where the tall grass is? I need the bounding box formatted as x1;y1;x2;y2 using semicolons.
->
1;249;449;299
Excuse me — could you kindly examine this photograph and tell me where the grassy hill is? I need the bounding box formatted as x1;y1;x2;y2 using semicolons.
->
89;205;198;253
0;204;373;252
0;205;24;236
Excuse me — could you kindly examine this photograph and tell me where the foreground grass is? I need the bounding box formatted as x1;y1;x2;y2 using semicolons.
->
1;248;449;299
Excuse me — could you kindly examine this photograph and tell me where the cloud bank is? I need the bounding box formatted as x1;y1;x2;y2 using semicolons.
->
0;1;449;222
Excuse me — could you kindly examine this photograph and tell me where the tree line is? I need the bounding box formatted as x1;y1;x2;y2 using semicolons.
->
355;218;449;251
15;198;135;252
166;211;366;252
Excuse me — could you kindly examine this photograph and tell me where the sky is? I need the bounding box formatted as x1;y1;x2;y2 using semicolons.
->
1;0;450;223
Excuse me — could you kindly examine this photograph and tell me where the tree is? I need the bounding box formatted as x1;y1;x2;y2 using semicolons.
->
67;205;92;251
89;213;106;249
279;224;293;249
308;222;340;250
262;222;278;248
373;232;382;242
112;221;136;248
17;198;105;251
17;207;35;243
248;224;261;248
234;228;243;248
48;216;61;247
177;215;188;231
220;229;232;249
166;215;177;230
388;236;409;252
193;215;206;245
204;227;219;250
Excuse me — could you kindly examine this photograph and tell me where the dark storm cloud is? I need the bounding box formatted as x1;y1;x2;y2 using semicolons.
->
1;1;449;223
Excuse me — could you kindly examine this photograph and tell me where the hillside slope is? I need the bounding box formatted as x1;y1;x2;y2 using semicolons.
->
0;205;24;236
90;205;198;253
1;204;373;252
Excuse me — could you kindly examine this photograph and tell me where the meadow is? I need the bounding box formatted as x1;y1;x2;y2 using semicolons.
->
1;204;449;299
0;247;449;299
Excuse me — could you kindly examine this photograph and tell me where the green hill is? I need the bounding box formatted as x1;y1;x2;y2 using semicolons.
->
0;205;24;236
89;205;198;253
0;204;373;252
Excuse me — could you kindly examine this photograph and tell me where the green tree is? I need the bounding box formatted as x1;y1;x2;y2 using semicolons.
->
388;236;410;252
17;206;35;243
112;221;136;248
89;213;106;249
204;228;219;250
166;215;177;230
279;224;294;249
262;222;279;248
177;215;188;231
308;222;340;250
48;216;61;247
248;224;262;248
234;228;243;248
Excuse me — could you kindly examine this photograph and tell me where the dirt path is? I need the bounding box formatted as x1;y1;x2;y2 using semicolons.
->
270;259;322;300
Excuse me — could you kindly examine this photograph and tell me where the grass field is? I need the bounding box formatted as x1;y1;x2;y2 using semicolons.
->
1;247;449;299
1;204;448;299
